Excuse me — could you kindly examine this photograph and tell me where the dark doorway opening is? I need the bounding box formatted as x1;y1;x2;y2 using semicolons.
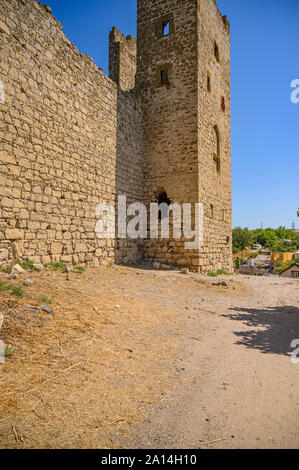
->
156;191;171;220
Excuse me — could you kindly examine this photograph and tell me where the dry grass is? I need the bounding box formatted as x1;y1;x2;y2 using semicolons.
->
0;266;190;448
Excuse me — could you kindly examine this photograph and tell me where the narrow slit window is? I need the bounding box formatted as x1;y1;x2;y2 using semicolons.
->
213;154;221;173
213;125;220;156
207;72;211;92
162;21;170;36
213;124;221;173
214;41;220;62
210;204;214;218
221;95;225;112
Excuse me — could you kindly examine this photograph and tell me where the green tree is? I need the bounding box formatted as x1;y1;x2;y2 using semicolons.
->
232;227;253;251
275;226;298;241
254;228;279;249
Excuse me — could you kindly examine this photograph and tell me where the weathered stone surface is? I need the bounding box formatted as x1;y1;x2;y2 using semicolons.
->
5;229;23;241
11;264;25;274
27;304;54;315
12;241;23;258
0;249;9;261
33;263;44;271
0;19;9;35
161;264;171;270
0;151;16;165
139;0;232;273
213;281;228;287
181;268;189;275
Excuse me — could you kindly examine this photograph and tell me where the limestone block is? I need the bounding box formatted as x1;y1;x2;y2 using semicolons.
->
12;241;24;258
5;229;23;240
50;243;63;255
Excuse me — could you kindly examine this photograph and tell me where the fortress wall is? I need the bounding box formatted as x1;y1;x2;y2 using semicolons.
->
109;27;137;92
0;0;143;266
0;0;232;272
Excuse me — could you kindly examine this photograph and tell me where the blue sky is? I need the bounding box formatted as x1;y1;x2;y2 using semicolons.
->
40;0;299;230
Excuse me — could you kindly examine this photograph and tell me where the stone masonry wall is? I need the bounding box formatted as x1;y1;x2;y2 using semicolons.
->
137;0;232;273
197;0;232;272
0;0;232;273
137;0;201;269
109;27;137;92
0;0;144;266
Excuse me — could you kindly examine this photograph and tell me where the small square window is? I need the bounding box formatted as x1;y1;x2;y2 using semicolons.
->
162;21;170;36
158;17;174;38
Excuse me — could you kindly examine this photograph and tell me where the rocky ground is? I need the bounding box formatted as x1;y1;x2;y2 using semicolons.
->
0;264;298;449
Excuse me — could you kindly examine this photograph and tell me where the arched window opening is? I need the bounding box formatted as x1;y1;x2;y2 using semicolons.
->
155;191;171;221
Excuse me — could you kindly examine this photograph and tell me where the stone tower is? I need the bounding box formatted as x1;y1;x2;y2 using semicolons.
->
136;0;232;273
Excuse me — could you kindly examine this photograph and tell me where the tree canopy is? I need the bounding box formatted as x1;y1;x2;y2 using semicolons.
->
232;226;299;253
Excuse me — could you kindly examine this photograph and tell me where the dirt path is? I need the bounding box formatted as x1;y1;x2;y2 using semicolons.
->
0;266;298;448
121;275;299;449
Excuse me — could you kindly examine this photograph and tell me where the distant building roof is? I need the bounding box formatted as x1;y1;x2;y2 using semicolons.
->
280;263;299;275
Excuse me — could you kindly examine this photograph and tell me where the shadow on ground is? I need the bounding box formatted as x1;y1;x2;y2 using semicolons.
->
225;305;299;356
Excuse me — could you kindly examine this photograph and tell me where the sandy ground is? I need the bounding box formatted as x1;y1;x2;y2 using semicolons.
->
0;265;298;449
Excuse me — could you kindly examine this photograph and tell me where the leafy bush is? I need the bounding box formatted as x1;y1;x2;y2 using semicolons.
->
14;259;35;271
73;265;85;274
36;294;52;304
0;281;24;298
0;259;35;273
208;269;233;277
5;347;15;358
207;271;218;277
216;269;233;275
45;261;67;272
0;264;11;273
